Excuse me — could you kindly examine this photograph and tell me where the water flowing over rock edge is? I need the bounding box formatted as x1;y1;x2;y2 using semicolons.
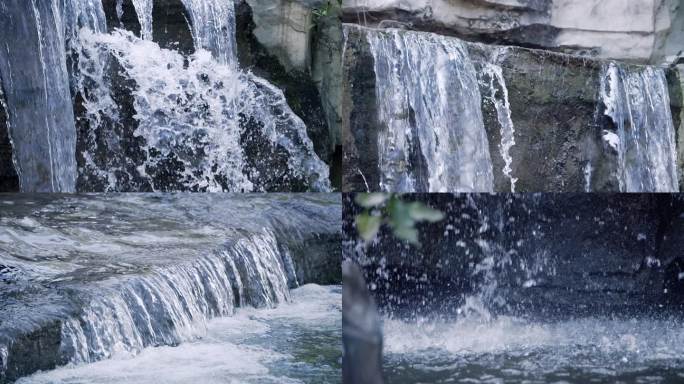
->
0;194;342;383
342;24;684;192
0;0;336;192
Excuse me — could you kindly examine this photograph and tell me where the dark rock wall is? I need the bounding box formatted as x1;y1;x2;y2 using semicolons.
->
151;0;194;55
470;45;607;192
0;320;64;384
343;194;683;319
102;0;142;36
0;86;19;192
341;26;381;192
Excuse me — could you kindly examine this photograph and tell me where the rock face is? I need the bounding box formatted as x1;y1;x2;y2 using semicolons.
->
344;194;684;319
0;86;19;192
237;0;344;188
342;25;684;192
342;0;683;64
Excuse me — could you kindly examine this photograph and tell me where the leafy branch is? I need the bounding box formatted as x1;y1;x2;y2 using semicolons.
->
355;193;445;246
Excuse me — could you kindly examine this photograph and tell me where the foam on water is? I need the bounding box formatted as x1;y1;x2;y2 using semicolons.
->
383;315;684;383
17;285;341;384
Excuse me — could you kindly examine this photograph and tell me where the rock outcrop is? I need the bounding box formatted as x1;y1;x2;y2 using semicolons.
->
342;0;683;64
237;0;344;188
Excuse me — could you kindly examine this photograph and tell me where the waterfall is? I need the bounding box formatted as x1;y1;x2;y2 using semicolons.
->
363;27;495;193
59;230;293;364
67;0;329;191
599;62;679;192
480;59;517;193
179;0;237;65
130;0;153;39
0;0;78;192
129;0;236;64
0;0;329;192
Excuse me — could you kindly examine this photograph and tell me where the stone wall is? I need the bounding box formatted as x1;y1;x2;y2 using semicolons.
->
344;194;684;319
342;0;683;64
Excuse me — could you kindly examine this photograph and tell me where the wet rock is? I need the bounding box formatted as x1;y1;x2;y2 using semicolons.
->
311;4;345;188
0;320;64;384
0;86;19;192
152;0;195;56
101;0;142;36
342;260;384;384
236;0;342;189
341;28;381;191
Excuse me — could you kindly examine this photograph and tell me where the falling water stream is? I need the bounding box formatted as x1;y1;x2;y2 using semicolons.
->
0;0;78;192
364;27;495;193
0;0;330;192
599;63;679;192
347;25;681;193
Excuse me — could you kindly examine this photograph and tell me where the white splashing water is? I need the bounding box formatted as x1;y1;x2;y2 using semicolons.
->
17;285;340;384
77;29;253;191
59;230;292;365
600;62;679;192
70;0;330;191
481;59;517;192
363;27;495;193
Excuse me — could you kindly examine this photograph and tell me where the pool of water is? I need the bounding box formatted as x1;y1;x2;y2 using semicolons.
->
17;284;341;384
383;314;684;383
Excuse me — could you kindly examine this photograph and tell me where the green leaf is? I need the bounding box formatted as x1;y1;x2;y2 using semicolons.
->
388;198;414;230
393;226;420;245
408;203;445;223
356;213;382;242
355;193;389;208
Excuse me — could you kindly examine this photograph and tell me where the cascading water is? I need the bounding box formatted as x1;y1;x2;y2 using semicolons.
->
362;27;495;193
479;54;517;193
0;0;330;192
0;194;341;382
61;230;291;364
599;63;678;192
0;0;78;192
178;0;237;65
71;0;329;192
